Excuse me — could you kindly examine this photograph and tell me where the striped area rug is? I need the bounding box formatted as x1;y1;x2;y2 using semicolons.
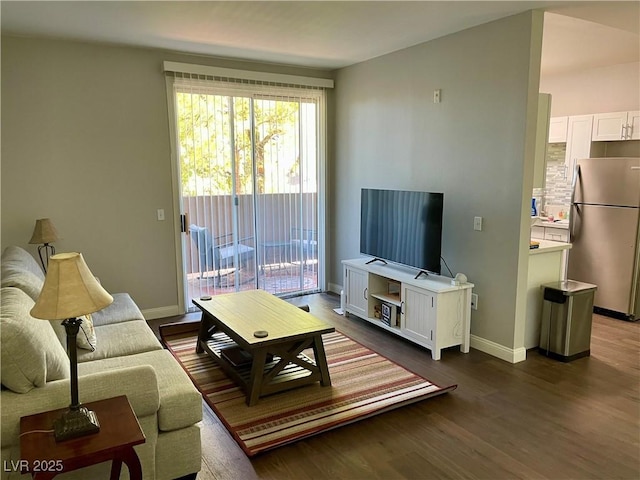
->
161;324;456;456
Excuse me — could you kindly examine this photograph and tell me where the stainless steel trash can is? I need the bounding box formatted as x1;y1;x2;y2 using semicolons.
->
539;280;597;362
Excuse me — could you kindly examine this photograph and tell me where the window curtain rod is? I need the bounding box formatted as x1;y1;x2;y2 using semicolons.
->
163;61;334;89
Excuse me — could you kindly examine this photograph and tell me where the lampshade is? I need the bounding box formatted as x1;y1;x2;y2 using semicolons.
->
30;252;113;320
29;218;60;244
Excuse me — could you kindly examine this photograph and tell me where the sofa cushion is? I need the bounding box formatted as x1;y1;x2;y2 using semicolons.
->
1;246;45;281
0;287;69;393
91;293;145;326
74;320;163;363
78;349;202;432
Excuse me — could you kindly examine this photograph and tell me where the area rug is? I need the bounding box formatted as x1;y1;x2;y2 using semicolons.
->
160;322;456;456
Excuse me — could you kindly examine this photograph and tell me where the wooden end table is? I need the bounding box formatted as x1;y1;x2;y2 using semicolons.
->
193;289;335;406
19;395;145;479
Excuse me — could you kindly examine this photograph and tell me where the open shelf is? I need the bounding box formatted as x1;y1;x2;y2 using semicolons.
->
370;292;401;306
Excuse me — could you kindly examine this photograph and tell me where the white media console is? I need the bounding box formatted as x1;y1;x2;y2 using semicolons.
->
342;258;474;360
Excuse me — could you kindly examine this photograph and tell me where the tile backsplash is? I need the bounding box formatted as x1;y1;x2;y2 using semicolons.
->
532;143;571;215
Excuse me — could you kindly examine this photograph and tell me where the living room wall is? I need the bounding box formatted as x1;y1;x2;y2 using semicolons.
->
330;11;543;359
1;36;333;316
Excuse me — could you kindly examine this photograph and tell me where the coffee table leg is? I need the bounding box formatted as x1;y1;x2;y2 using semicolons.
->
196;312;212;353
248;348;268;406
312;335;331;386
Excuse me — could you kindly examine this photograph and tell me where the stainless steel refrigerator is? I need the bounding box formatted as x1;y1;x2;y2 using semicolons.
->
568;157;640;320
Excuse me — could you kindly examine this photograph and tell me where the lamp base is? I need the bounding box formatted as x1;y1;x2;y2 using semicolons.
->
53;406;100;442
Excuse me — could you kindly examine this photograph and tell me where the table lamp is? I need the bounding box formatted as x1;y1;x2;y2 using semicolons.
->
28;218;60;272
30;252;113;442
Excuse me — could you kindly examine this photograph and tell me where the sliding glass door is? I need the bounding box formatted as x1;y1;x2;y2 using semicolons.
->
170;80;323;310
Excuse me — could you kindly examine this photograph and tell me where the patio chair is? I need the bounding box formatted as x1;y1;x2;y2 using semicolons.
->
189;224;255;285
290;228;318;266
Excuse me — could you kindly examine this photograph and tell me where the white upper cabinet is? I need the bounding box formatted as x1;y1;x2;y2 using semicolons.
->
592;111;640;141
548;116;568;143
565;114;594;182
629;111;640;140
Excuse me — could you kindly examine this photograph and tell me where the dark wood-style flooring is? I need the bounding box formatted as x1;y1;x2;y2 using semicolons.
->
149;293;640;480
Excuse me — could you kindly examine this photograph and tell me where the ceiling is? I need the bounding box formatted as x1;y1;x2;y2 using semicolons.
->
1;1;638;75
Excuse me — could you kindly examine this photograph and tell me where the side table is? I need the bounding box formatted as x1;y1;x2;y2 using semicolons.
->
20;395;145;479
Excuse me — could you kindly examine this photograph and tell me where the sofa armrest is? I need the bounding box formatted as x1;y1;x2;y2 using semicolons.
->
1;365;159;448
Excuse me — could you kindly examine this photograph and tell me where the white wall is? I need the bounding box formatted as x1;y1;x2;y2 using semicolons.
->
1;36;333;316
540;61;640;116
331;11;543;357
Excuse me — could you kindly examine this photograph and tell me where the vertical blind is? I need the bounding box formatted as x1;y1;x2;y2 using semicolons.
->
164;63;330;306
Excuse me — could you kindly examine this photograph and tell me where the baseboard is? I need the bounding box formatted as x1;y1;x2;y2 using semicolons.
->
142;305;182;320
470;335;527;363
327;282;342;295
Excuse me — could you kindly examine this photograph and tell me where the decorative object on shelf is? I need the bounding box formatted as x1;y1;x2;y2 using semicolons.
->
381;302;398;327
450;273;468;286
28;218;60;272
531;198;538;217
30;252;113;442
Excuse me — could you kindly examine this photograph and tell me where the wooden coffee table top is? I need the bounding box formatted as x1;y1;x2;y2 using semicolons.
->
193;290;334;346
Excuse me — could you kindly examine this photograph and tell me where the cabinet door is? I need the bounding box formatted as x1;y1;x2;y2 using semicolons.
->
531;226;545;240
544;228;568;242
565;115;593;183
401;285;435;347
548;116;568;143
628;111;640;140
592;111;627;141
345;266;368;317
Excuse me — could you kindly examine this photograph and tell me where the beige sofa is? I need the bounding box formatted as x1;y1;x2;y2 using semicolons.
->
0;246;202;479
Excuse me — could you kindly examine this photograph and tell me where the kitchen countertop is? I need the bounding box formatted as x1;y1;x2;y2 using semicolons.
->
530;239;572;255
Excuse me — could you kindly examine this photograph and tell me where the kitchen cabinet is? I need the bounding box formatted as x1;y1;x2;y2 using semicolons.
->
533;94;551;188
531;225;545;240
342;258;473;360
531;223;569;242
565;115;594;183
548;116;568;143
592;111;640;141
544;228;568;242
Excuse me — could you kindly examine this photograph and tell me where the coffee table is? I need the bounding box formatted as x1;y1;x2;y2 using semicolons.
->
193;290;335;406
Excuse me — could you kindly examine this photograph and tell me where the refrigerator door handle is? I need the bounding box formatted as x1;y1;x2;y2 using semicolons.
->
569;164;581;242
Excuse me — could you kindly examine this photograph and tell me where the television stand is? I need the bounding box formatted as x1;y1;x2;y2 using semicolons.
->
342;258;474;360
365;257;387;265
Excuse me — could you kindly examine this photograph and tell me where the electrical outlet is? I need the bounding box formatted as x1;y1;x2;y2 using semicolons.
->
471;293;478;310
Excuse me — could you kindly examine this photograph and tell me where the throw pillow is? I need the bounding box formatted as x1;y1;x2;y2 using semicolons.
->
0;287;70;393
77;315;97;351
49;315;97;352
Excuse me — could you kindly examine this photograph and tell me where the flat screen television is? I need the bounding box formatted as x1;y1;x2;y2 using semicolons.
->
360;188;443;274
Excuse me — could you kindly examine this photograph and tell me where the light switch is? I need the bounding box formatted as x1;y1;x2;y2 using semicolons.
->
474;216;483;231
157;209;165;221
